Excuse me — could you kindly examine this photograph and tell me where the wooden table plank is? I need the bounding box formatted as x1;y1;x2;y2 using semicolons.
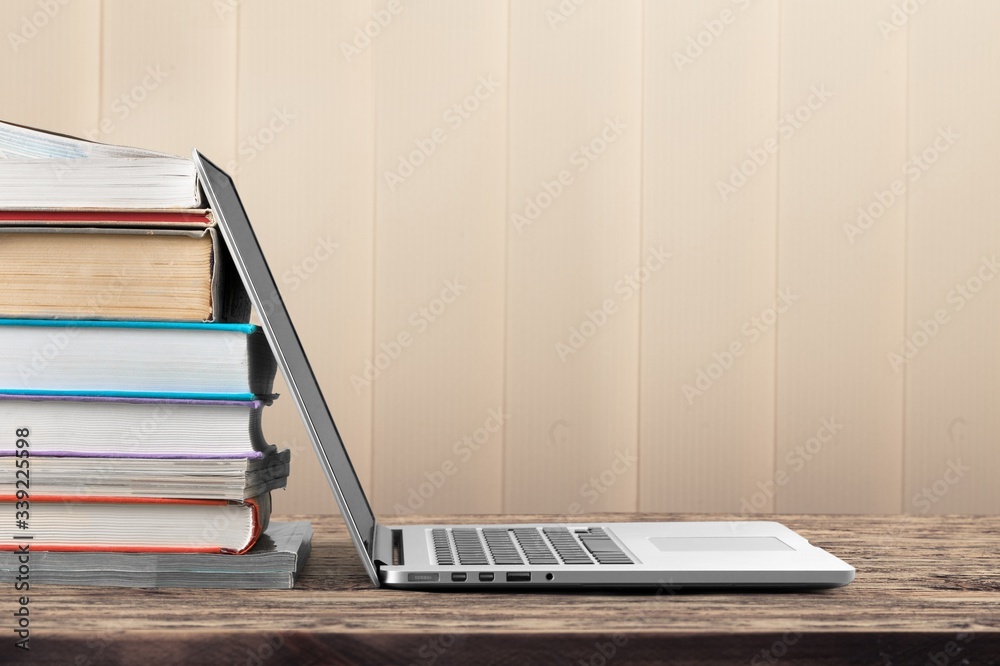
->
11;514;1000;665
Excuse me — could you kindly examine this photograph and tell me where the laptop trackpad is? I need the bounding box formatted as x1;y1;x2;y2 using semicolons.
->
649;537;793;552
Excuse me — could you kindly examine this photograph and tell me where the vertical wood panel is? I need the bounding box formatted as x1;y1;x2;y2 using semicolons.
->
505;0;642;513
3;2;998;517
239;0;374;515
0;0;100;135
372;1;508;514
101;0;236;162
905;1;1000;515
776;0;906;513
639;0;779;513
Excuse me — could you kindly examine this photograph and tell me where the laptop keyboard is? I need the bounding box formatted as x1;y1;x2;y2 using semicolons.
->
430;526;633;566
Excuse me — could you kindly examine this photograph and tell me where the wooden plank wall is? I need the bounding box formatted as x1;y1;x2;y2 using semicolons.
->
0;0;997;516
504;0;642;514
639;0;779;514
372;1;508;515
904;0;1000;515
775;0;907;514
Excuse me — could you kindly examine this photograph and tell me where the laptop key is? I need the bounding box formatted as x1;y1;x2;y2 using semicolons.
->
482;528;525;565
432;528;455;565
451;528;489;565
543;527;595;564
578;528;633;564
512;528;558;565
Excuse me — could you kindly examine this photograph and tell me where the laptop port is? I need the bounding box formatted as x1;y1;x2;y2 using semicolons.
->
451;572;467;582
506;572;531;582
478;572;494;582
407;573;439;582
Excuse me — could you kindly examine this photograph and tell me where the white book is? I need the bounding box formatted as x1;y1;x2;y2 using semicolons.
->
0;320;276;399
0;494;270;554
0;450;290;500
0;394;270;458
0;120;201;209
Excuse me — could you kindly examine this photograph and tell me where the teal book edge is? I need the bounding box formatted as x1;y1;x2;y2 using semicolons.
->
0;319;257;334
0;389;259;400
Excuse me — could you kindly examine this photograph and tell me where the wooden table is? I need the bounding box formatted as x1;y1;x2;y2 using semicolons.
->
9;513;999;665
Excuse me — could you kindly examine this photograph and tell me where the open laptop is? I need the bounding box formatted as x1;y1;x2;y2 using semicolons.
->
193;151;855;590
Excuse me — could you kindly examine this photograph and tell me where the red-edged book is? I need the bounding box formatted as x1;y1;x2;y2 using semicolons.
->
0;209;213;228
0;494;270;554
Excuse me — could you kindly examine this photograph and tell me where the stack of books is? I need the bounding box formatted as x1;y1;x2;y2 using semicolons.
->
0;121;309;588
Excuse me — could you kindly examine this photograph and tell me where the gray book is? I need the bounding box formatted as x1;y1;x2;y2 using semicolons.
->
0;449;292;501
0;521;312;589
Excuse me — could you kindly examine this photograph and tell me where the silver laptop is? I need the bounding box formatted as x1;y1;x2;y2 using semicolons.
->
193;151;855;590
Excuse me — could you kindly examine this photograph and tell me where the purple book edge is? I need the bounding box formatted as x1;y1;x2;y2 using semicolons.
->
0;451;264;459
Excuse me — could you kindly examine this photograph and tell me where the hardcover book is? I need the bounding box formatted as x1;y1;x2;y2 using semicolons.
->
0;450;290;500
0;394;271;458
0;320;277;399
0;494;270;554
0;209;214;228
0;226;249;322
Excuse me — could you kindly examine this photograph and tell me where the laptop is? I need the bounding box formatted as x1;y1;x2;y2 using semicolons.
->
193;151;855;590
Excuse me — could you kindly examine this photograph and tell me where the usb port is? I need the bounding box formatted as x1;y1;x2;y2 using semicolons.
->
478;572;494;582
451;572;467;582
506;572;531;582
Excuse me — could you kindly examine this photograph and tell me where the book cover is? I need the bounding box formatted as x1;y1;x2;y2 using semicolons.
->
0;320;276;399
0;521;312;589
0;393;269;458
0;494;269;554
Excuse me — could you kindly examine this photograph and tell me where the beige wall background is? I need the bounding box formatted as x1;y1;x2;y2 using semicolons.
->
2;0;998;517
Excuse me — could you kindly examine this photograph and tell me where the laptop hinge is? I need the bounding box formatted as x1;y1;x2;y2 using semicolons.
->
373;524;402;567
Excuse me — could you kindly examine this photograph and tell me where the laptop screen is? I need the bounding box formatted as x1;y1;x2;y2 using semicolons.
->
193;152;379;583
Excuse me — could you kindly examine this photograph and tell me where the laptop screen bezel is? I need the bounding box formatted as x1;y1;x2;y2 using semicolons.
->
193;151;380;585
